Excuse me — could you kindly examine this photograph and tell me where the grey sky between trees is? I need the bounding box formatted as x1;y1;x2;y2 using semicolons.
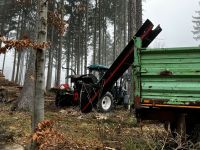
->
0;0;200;80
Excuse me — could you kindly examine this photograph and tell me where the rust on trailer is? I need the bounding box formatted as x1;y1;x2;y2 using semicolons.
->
134;96;141;108
142;103;200;109
142;98;169;106
159;70;173;76
142;98;200;108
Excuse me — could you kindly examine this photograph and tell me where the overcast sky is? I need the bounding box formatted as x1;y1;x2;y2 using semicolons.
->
143;0;200;47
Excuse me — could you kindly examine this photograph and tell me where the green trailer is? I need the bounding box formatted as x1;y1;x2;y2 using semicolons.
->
133;37;200;137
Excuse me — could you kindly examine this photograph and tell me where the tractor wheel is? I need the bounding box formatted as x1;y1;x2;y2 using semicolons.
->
97;92;114;113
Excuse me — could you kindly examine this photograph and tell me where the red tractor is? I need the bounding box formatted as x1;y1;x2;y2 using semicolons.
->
55;64;129;112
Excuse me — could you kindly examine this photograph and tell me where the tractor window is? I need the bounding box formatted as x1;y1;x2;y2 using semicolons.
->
89;70;105;81
90;70;100;80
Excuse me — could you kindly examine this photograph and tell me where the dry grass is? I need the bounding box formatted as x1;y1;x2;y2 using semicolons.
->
1;102;200;150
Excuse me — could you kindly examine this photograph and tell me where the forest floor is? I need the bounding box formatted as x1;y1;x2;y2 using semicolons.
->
1;74;199;150
0;100;167;150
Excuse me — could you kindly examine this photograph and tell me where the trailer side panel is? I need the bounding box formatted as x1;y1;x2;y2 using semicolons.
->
140;47;200;107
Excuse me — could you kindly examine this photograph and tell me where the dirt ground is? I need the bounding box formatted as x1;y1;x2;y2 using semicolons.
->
0;96;169;150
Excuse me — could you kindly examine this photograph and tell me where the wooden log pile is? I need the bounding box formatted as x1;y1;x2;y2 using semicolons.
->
0;72;21;102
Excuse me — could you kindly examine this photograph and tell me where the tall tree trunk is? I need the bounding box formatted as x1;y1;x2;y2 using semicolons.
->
119;0;124;52
123;0;128;48
18;51;25;85
136;0;142;30
98;0;101;64
56;0;64;86
76;14;81;75
11;50;17;82
33;0;48;130
0;0;6;74
128;0;136;110
54;47;58;87
77;37;80;75
71;38;74;74
12;12;22;82
2;53;6;74
15;52;21;83
0;0;6;73
65;32;71;83
84;0;88;74
128;0;136;39
113;2;117;62
104;31;107;65
46;27;54;90
101;0;105;64
80;38;83;75
46;0;56;90
16;49;36;111
93;0;97;64
15;9;27;84
102;17;105;65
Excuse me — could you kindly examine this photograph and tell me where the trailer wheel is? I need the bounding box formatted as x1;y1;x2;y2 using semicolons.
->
187;124;200;143
170;114;186;141
97;92;114;113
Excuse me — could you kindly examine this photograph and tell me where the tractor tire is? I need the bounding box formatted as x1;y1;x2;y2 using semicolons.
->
97;92;114;113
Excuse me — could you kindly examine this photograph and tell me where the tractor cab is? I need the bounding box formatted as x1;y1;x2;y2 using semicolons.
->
87;64;109;81
67;64;108;85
